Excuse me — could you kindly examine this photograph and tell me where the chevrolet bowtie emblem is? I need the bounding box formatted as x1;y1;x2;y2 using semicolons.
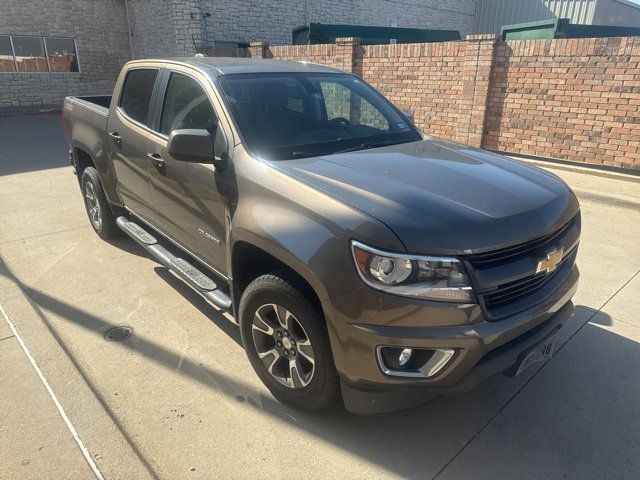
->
536;247;564;274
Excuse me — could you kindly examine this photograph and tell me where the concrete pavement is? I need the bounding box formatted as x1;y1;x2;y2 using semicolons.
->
0;331;96;480
1;113;639;479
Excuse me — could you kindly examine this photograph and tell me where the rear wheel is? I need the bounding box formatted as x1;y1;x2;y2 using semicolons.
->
239;272;339;410
81;167;120;239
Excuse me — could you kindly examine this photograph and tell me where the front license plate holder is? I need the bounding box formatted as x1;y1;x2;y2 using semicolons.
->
512;332;557;376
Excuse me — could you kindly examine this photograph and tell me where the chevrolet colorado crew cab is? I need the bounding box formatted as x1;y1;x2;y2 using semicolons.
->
63;57;580;414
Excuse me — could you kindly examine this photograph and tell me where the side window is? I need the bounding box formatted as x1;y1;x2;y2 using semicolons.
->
119;69;158;125
160;72;217;136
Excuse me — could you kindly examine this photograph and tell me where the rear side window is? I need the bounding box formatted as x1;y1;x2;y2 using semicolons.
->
119;69;158;125
160;72;217;135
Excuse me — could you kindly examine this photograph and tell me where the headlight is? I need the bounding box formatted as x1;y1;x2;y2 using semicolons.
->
351;240;474;302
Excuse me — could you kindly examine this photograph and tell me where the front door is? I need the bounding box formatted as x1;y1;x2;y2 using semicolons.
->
107;67;160;223
146;70;228;274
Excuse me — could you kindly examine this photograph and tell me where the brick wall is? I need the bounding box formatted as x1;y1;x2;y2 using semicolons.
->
484;37;640;169
253;35;640;169
358;36;497;147
265;36;497;148
0;0;130;110
266;43;339;67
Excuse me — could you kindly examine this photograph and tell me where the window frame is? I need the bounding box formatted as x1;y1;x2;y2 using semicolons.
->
157;70;219;137
149;68;220;140
117;67;161;129
141;64;237;159
0;35;80;74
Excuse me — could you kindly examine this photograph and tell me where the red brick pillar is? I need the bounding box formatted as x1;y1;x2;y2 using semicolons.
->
335;37;361;74
249;41;268;58
462;34;499;147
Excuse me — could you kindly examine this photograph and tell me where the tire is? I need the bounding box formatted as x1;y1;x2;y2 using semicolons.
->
239;272;340;410
81;166;120;239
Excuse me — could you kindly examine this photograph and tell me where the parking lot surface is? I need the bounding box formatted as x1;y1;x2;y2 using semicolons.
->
1;113;639;479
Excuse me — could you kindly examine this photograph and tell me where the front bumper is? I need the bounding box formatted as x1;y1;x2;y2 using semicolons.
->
326;265;578;414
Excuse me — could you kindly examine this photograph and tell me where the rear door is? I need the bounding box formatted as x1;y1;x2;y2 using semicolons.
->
107;66;161;223
145;67;229;275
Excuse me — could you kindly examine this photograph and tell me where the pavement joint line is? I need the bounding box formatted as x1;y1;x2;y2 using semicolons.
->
2;269;161;480
432;267;640;480
0;225;90;246
593;313;640;329
0;302;105;480
0;334;15;342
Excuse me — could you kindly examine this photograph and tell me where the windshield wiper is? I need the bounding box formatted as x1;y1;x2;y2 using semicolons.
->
290;150;318;158
332;140;403;154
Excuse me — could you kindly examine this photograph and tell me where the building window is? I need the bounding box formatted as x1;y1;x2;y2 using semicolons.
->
0;36;15;72
13;36;48;72
0;35;79;73
45;38;79;72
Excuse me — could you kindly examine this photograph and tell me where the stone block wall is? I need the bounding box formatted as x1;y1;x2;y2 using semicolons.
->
201;0;475;46
0;0;130;110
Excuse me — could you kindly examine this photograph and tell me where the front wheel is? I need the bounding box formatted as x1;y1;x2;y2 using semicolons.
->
81;166;120;239
239;273;340;410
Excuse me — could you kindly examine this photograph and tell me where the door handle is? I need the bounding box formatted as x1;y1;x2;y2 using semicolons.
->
147;153;165;169
108;131;122;145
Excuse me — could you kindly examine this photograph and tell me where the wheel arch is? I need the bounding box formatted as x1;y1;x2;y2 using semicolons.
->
73;146;124;216
73;146;95;178
230;239;327;324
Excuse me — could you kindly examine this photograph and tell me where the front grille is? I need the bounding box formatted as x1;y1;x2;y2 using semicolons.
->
464;214;580;320
466;215;578;268
485;271;552;308
483;248;575;310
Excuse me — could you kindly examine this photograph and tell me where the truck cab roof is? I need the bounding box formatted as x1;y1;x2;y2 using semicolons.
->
124;57;345;77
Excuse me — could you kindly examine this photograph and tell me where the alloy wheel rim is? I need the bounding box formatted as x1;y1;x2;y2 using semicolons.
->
251;303;315;389
84;181;102;230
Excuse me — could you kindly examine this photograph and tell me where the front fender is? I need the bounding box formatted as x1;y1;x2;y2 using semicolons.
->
227;167;405;302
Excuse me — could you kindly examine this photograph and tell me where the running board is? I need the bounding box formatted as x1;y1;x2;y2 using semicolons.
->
116;216;232;310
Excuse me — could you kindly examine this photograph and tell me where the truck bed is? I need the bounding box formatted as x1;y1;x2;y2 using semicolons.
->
63;95;112;175
68;95;112;115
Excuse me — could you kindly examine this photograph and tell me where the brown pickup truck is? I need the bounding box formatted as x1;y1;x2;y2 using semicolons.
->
63;57;580;414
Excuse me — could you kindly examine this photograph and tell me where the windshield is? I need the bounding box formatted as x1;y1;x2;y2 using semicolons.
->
218;73;421;160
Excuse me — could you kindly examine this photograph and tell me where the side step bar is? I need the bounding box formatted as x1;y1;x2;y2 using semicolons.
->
116;216;232;310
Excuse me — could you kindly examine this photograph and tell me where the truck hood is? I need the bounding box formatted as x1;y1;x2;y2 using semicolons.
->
272;139;579;254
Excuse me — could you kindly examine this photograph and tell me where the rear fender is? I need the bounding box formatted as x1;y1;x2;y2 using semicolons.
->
70;139;120;206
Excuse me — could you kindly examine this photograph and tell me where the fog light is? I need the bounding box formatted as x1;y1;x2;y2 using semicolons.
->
398;348;413;366
377;346;455;378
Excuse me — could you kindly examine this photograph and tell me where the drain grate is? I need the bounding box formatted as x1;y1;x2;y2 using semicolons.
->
104;325;134;342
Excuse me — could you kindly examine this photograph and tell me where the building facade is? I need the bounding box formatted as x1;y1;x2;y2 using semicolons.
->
0;0;477;111
0;0;131;110
474;0;640;34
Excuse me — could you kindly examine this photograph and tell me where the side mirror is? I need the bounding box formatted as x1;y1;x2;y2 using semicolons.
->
402;110;414;124
167;129;213;163
213;127;229;171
